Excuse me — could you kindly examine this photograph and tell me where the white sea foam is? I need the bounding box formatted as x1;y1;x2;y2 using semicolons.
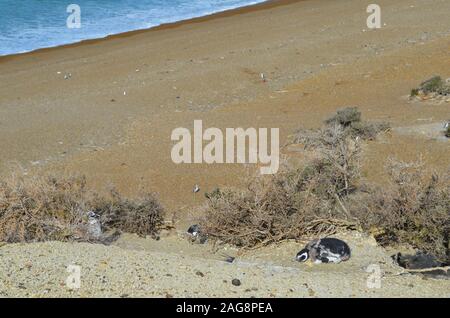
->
0;0;266;56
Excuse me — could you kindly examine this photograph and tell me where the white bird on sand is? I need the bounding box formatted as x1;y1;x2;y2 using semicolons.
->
193;184;200;193
260;73;266;82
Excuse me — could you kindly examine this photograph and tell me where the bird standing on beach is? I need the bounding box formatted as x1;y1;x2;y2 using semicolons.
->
296;238;351;264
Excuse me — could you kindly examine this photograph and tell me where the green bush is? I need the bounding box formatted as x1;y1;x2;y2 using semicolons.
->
419;76;443;94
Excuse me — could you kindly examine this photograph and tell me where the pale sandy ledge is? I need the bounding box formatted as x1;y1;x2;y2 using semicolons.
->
0;0;449;297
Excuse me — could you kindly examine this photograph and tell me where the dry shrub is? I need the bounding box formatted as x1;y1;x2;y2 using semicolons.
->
292;122;362;198
0;173;164;243
0;174;88;242
293;107;389;145
349;121;390;140
92;189;164;238
201;147;359;248
200;163;356;248
348;159;450;262
201;110;373;248
325;107;361;127
411;76;450;96
201;108;448;259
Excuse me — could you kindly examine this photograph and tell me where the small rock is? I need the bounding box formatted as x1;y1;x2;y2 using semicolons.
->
195;271;204;277
225;256;235;263
231;278;241;286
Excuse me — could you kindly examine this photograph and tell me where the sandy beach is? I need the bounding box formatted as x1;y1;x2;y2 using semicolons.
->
0;0;449;297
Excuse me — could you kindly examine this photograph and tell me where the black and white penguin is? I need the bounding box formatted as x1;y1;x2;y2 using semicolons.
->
86;211;102;239
296;238;351;264
187;224;208;244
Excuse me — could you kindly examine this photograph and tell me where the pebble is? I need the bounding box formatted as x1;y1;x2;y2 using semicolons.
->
231;278;241;286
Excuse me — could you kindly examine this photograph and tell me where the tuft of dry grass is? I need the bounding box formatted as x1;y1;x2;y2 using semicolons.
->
200;170;355;248
0;173;164;243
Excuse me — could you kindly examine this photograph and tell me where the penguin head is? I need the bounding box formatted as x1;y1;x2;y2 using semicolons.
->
296;248;309;262
187;224;201;237
87;211;99;219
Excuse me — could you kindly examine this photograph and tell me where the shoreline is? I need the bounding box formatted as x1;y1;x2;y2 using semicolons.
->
0;0;299;62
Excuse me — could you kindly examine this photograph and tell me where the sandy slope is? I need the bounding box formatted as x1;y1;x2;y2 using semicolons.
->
1;232;449;298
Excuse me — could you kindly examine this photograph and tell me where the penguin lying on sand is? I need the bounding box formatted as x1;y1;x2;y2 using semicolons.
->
392;252;442;269
296;238;351;264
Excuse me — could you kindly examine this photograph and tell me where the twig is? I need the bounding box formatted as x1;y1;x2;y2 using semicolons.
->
333;193;352;219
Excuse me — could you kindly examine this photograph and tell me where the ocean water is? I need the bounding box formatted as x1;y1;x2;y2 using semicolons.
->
0;0;266;56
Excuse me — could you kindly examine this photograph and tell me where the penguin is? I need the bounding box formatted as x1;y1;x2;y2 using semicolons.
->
86;211;102;240
187;224;201;237
296;238;351;264
392;252;442;270
186;224;208;244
